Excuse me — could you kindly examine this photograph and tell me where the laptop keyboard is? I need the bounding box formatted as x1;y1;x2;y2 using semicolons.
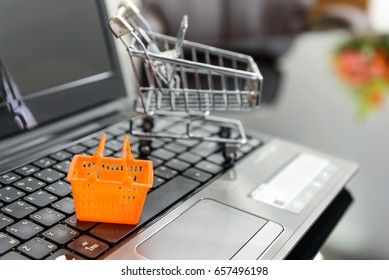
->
0;118;262;260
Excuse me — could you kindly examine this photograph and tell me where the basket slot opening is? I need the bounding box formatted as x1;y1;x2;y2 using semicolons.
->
134;175;137;182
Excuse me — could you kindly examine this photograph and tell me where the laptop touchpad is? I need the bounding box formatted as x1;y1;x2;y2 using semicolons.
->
135;199;269;259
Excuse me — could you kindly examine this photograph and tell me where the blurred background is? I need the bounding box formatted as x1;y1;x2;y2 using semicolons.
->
108;0;389;259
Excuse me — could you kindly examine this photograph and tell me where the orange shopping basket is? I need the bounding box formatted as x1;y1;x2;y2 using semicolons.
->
67;133;153;224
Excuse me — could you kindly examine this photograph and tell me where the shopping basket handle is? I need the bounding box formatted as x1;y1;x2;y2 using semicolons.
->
93;133;106;158
122;135;134;162
109;7;134;38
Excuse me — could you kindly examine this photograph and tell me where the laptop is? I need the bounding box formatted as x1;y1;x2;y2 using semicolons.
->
0;0;358;260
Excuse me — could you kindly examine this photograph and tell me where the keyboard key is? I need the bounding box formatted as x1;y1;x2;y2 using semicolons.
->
87;147;113;157
6;219;44;240
24;190;58;207
151;139;166;149
192;127;213;137
0;172;21;185
90;223;134;243
165;158;190;172
0;213;14;230
128;134;138;144
30;208;66;227
33;157;57;168
164;142;187;154
190;142;221;157
81;138;99;148
45;249;85;260
195;160;223;175
151;117;176;132
107;127;126;137
66;144;87;155
0;251;30;260
14;165;40;176
0;232;20;254
42;224;79;245
65;215;97;231
18;237;57;259
94;133;113;141
68;235;109;259
105;139;123;152
152;176;165;189
52;160;71;173
151;148;176;161
34;168;65;183
154;166;178;180
176;139;200;148
177;152;202;164
13;177;46;192
51;197;74;214
141;176;200;222
166;123;186;134
199;123;221;134
183;168;212;183
1;201;37;219
148;156;163;168
45;180;72;197
207;153;229;165
130;142;140;154
50;151;72;161
0;186;25;203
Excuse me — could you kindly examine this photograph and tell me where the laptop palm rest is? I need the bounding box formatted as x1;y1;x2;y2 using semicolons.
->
135;199;282;260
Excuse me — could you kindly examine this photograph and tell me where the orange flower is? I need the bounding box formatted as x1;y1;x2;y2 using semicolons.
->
367;88;385;108
369;51;388;79
333;35;389;118
335;49;371;86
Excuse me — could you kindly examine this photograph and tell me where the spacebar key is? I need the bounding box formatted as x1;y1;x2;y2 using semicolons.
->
139;176;200;223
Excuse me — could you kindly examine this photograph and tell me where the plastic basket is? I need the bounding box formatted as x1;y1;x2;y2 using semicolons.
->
67;133;153;224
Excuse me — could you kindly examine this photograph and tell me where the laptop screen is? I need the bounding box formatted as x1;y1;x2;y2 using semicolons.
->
0;0;126;140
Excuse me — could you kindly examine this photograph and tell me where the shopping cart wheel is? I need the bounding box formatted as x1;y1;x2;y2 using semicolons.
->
139;139;152;157
223;144;237;162
218;126;231;139
142;116;154;132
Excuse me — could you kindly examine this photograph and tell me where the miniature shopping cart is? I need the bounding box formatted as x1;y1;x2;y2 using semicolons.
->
67;134;153;224
109;0;263;160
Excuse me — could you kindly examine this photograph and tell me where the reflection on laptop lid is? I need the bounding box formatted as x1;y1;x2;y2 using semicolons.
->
0;0;358;260
0;0;127;160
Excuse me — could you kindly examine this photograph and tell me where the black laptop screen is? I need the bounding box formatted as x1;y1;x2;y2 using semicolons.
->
0;0;126;139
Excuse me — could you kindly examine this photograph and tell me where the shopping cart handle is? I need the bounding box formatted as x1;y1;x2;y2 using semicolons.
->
109;8;134;38
175;15;188;57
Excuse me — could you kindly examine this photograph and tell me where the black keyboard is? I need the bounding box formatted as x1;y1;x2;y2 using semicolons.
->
0;118;262;260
